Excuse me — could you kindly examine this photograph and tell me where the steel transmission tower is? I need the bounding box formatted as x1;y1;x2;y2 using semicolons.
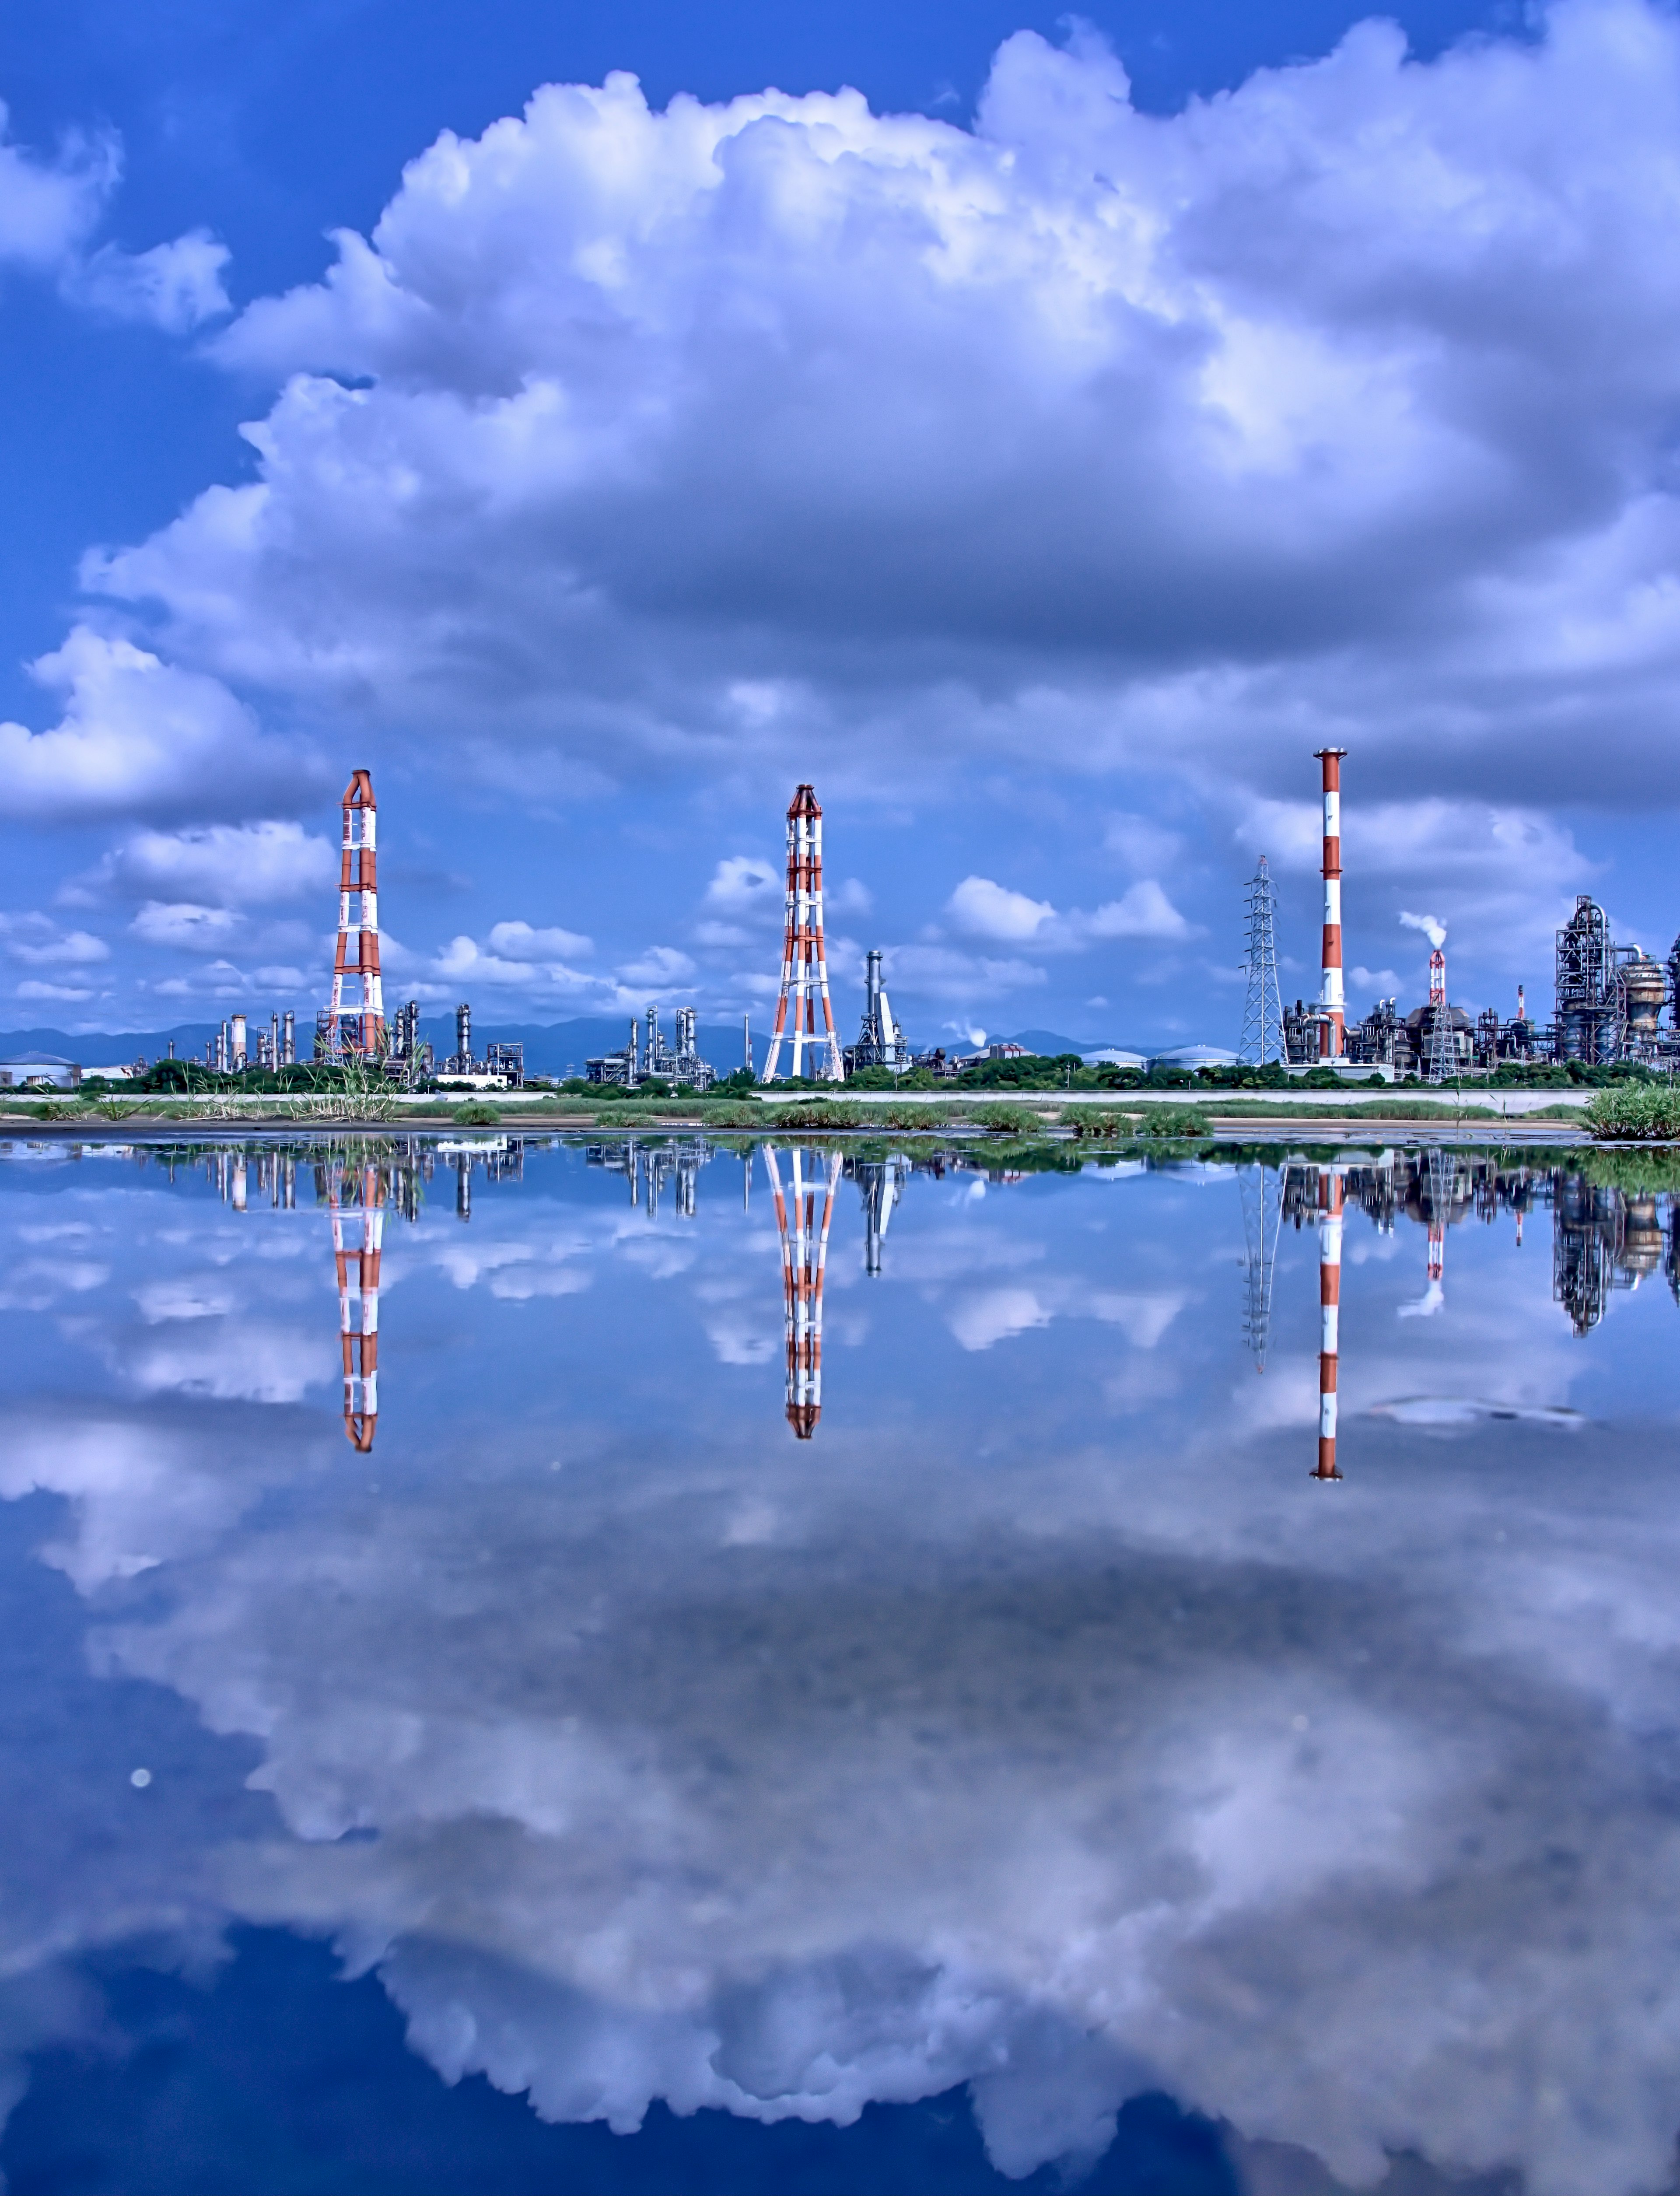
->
1239;856;1285;1065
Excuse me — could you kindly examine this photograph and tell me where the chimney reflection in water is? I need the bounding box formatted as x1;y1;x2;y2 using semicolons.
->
1315;1166;1344;1480
329;1162;384;1452
765;1146;840;1439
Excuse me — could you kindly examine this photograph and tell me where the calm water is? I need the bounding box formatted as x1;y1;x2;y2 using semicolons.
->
2;1132;1679;2195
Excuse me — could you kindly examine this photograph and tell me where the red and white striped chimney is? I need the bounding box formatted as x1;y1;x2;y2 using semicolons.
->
1315;1167;1344;1481
1314;747;1348;1060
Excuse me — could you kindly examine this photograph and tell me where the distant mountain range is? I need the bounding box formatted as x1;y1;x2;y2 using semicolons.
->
0;1018;1153;1076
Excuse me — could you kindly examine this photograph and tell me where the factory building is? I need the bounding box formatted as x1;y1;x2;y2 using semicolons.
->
586;1004;715;1090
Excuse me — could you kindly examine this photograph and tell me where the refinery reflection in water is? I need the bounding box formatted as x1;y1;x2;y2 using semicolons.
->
10;1131;1680;2192
168;1135;1680;1462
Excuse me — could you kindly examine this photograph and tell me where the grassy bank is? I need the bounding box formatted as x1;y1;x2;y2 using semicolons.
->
0;1087;1591;1136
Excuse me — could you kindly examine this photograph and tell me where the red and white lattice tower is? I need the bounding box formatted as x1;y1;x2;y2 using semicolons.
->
762;783;844;1083
328;770;385;1058
765;1145;841;1438
1314;1166;1344;1481
331;1162;384;1451
1424;945;1457;1086
1424;1145;1449;1305
1314;747;1348;1059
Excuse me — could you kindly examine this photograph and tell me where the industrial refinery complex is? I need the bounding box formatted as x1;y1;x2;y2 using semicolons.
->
1242;748;1680;1082
61;754;1680;1095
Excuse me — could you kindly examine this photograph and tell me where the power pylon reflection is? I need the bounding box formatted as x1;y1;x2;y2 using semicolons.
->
1238;1162;1281;1373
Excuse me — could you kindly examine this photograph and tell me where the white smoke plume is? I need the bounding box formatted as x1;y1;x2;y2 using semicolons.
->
1400;911;1448;949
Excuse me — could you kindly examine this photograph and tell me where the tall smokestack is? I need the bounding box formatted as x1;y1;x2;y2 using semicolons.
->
328;771;385;1058
1516;983;1526;1023
231;1013;247;1070
1314;749;1348;1059
1315;1167;1344;1480
282;1010;295;1067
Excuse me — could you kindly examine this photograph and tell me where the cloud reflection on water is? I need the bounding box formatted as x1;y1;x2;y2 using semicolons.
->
0;1134;1678;2192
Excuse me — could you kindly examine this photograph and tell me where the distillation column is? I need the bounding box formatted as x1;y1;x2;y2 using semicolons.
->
1315;747;1348;1060
1316;1167;1344;1479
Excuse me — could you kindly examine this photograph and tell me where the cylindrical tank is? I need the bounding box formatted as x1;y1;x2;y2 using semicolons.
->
1622;952;1666;1043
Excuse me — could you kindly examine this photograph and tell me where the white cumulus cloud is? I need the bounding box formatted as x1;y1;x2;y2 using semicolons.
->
486;919;594;960
130;902;242;949
1080;882;1194;941
0;630;309;825
92;821;336;907
0;104;113;271
62;230;231;333
72;0;1680;832
946;876;1057;942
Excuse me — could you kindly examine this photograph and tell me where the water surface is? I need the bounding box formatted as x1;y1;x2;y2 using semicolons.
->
2;1132;1678;2195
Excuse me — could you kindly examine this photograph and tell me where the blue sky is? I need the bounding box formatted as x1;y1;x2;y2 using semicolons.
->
2;0;1674;1049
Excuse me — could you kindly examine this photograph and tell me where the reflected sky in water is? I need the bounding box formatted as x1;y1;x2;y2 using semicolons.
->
3;1131;1680;2194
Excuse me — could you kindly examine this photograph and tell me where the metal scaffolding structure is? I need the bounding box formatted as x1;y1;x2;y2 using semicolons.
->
762;783;844;1083
1239;856;1285;1067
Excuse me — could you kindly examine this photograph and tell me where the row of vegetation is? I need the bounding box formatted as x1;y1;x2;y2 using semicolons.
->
63;1051;1667;1110
1582;1084;1680;1142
